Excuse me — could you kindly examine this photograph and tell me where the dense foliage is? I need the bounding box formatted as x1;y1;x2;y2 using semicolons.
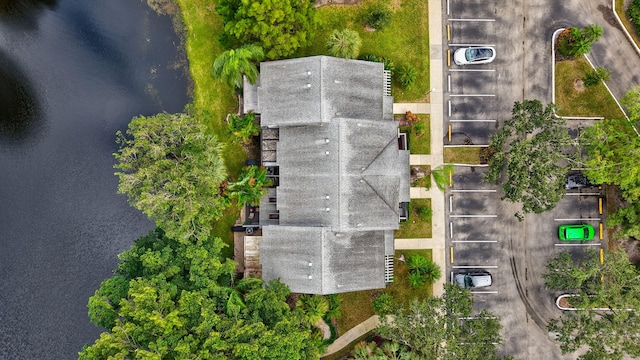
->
80;229;325;359
113;111;228;243
485;100;573;219
377;284;508;360
212;45;264;89
544;249;640;359
556;25;603;58
216;0;319;59
326;28;362;59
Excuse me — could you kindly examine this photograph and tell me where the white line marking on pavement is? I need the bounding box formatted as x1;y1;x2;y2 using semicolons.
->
565;192;600;196
448;18;496;22
452;240;498;243
451;189;497;193
555;243;602;247
449;43;495;47
448;69;496;72
450;94;495;97
453;265;498;269
450;214;497;218
448;74;451;92
471;291;499;294
448;100;452;116
449;221;454;238
446;0;450;15
449;195;453;212
449;119;497;122
554;218;601;221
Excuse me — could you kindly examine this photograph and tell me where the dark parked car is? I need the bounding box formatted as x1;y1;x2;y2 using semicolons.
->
565;173;595;189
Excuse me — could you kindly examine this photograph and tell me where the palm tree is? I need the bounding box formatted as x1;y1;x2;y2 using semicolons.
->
407;271;426;289
296;294;329;325
227;165;272;205
228;112;260;144
327;28;362;59
432;164;454;191
581;24;603;43
212;45;264;89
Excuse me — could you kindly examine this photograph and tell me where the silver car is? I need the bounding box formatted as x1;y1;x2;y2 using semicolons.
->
453;46;496;65
455;271;493;288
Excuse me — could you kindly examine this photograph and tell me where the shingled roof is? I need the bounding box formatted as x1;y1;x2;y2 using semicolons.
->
253;56;409;295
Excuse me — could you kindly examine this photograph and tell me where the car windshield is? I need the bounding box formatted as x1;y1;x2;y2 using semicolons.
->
465;48;493;61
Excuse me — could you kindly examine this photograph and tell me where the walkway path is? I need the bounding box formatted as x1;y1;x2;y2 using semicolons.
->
321;0;445;357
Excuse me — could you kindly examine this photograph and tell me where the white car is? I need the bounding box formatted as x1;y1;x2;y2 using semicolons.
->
455;271;493;288
453;46;496;65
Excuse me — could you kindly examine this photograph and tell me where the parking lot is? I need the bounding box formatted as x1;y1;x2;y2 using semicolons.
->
443;0;607;358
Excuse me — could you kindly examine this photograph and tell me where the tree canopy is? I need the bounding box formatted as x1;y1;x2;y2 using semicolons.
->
80;229;325;360
377;284;508;360
113;111;228;243
485;100;574;219
216;0;319;59
544;249;640;359
326;28;362;59
212;45;264;89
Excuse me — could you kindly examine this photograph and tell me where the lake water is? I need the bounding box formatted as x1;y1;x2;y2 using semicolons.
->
0;1;189;358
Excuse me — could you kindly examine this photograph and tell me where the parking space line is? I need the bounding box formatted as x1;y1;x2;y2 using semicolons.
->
448;74;451;91
453;265;498;269
471;291;499;294
450;94;495;97
554;243;601;247
448;100;452;116
449;43;495;47
449;119;497;122
448;69;496;72
446;0;450;15
448;18;496;22
554;218;601;221
450;214;497;218
451;189;497;193
449;221;453;238
449;195;453;212
452;240;497;243
565;192;601;196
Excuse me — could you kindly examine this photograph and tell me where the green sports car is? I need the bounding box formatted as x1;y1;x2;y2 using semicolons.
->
558;224;596;241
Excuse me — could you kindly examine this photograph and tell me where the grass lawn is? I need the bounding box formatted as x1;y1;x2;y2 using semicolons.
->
400;114;431;154
555;58;626;119
444;146;481;164
297;0;430;102
175;0;248;250
395;199;432;238
334;250;434;335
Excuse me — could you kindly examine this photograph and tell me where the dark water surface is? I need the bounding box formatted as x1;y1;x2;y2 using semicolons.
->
0;1;188;358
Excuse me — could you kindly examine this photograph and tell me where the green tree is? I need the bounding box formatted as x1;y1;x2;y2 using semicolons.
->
212;45;264;89
581;24;604;44
113;110;228;243
377;284;507;360
581;117;640;202
485;100;574;219
544;249;640;359
432;164;454;191
80;229;325;359
228;111;260;145
582;66;611;87
557;25;603;58
361;0;393;30
216;0;319;59
326;28;362;59
226;165;272;206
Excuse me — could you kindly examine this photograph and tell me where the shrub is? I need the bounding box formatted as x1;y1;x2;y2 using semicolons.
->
404;111;420;125
407;271;427;288
413;121;425;138
582;67;611;87
228;112;260;144
372;293;395;316
628;0;640;26
417;206;432;221
326;294;342;320
360;54;395;73
362;1;392;30
396;65;417;89
556;25;603;58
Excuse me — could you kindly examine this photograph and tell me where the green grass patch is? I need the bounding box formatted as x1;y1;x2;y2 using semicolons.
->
297;0;430;102
555;58;625;119
444;146;481;164
395;198;432;238
386;249;434;307
615;0;640;48
334;290;376;337
400;114;430;154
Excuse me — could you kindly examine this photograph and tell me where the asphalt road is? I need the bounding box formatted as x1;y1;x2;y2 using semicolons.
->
443;0;634;358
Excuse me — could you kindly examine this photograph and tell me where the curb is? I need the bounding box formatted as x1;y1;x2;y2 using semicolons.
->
612;0;640;58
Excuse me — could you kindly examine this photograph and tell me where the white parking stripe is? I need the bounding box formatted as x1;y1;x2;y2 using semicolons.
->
554;243;601;247
554;218;601;221
450;214;497;218
451;189;497;193
448;100;452;116
449;119;497;122
449;43;496;47
448;18;495;22
450;94;495;97
448;74;451;91
471;291;499;294
449;195;453;212
449;221;454;238
452;240;498;243
449;69;496;72
453;265;499;269
565;192;600;196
